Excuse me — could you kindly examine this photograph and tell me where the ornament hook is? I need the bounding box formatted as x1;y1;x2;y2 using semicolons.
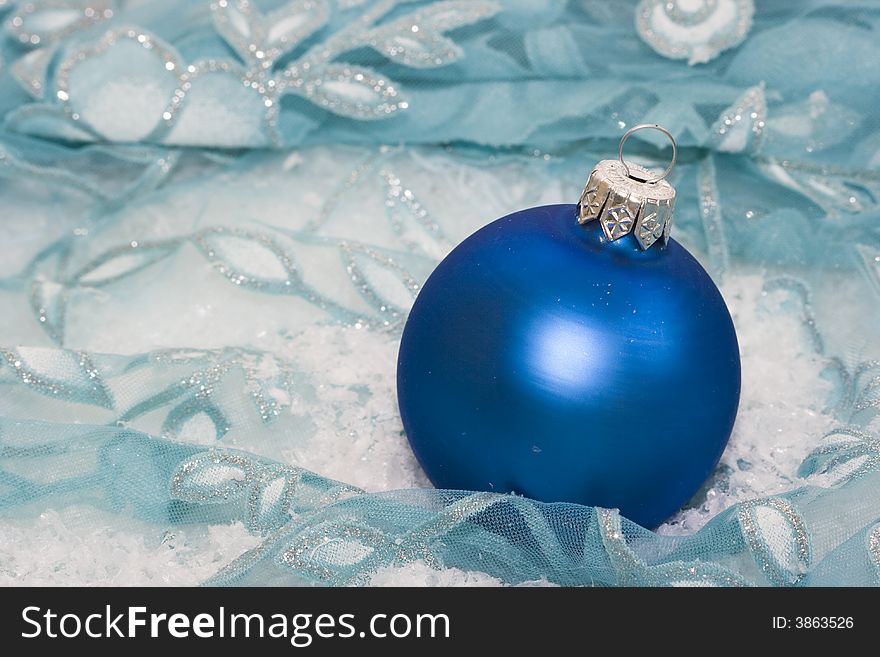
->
618;124;677;184
578;124;677;249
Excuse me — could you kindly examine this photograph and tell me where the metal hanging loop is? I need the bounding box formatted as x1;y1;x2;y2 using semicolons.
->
617;123;677;184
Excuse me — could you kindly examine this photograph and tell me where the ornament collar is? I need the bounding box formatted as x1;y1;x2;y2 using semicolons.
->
578;124;677;250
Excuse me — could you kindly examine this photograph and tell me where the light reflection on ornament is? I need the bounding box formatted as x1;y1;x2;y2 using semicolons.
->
525;313;608;396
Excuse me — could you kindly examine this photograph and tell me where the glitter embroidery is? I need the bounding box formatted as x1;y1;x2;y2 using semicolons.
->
5;0;113;47
339;241;421;330
599;508;750;587
798;428;880;488
697;155;729;278
279;519;393;584
10;47;55;99
737;498;812;586
636;0;754;66
710;83;767;154
170;449;359;534
118;348;300;438
869;524;880;581
51;226;419;332
29;279;67;344
0;347;114;409
40;0;500;146
72;240;179;287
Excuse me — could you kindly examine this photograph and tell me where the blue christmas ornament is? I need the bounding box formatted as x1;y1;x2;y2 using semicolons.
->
397;125;741;529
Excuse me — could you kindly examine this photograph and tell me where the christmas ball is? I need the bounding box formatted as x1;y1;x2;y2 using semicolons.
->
397;199;741;528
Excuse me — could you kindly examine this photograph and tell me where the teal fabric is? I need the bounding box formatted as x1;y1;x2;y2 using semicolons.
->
0;0;879;586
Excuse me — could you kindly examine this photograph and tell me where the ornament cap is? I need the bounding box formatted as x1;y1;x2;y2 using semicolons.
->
578;124;677;250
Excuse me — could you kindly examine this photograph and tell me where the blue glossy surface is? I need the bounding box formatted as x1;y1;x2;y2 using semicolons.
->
397;204;741;528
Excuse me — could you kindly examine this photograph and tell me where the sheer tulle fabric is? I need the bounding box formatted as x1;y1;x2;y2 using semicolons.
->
0;0;878;586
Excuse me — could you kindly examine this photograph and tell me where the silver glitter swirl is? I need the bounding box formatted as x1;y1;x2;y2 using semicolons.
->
737;497;812;586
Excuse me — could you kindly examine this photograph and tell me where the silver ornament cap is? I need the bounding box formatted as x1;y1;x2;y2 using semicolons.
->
578;124;677;250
